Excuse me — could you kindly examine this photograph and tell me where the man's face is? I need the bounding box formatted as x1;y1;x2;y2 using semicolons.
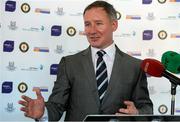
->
83;7;118;49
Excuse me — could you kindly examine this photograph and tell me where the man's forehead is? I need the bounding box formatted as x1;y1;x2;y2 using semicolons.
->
84;7;106;15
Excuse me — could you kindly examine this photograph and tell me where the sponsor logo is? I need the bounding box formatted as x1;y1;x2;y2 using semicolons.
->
142;0;152;4
126;51;141;56
35;8;50;14
5;103;15;112
158;104;168;114
50;64;59;75
115;31;136;38
8;21;17;30
51;25;62;36
175;108;180;113
126;15;141;20
22;25;45;32
66;26;76;36
55;45;64;54
160;90;171;94
169;0;180;2
160;15;177;20
146;49;156;57
3;40;14;52
18;82;28;93
79;31;86;36
158;30;167;40
2;81;13;93
6;61;16;71
147;12;155;20
21;65;43;71
55;7;65;15
69;12;83;16
68;50;81;54
170;33;180;38
33;87;48;92
19;42;29;53
178;13;180;18
5;1;16;12
158;0;167;4
116;11;121;20
148;86;156;95
143;30;153;40
21;3;30;13
34;47;49;52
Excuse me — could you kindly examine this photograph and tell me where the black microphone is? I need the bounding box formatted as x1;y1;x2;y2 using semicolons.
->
161;51;180;115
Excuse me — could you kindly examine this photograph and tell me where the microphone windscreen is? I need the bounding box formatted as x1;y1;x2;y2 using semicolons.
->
161;51;178;65
161;51;180;74
141;58;165;77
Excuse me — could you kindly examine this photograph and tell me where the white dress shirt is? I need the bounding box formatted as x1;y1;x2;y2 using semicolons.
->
91;43;116;82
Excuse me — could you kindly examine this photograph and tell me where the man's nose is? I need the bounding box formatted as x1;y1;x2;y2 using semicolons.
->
89;25;97;34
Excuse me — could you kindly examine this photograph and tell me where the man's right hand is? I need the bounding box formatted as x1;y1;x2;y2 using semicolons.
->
18;88;45;119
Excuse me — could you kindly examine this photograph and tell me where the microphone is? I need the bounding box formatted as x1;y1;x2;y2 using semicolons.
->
161;51;180;115
161;51;180;74
141;58;180;85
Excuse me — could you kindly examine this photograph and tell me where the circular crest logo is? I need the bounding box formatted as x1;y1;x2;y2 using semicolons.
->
21;3;30;13
116;11;121;20
18;82;28;93
19;42;29;53
158;30;167;40
67;26;76;36
158;104;168;114
158;0;167;4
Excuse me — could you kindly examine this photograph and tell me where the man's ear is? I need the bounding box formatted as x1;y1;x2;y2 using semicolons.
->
112;20;118;32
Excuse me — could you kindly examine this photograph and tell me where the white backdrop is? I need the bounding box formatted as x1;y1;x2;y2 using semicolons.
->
0;0;180;121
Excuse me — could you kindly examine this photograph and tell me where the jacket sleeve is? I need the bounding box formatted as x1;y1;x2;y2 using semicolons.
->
45;57;71;121
132;68;153;114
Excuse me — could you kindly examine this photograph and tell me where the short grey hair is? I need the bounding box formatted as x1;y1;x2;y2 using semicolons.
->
83;0;117;21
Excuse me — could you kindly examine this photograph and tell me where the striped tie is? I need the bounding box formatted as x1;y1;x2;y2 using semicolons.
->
96;50;108;103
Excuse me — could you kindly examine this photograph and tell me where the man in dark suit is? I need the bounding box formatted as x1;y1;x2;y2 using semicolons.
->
19;0;153;121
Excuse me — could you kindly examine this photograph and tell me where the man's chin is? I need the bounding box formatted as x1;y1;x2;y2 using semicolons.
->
91;44;102;49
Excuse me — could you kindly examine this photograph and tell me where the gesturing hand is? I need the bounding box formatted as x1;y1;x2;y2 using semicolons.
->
18;88;45;119
116;101;139;115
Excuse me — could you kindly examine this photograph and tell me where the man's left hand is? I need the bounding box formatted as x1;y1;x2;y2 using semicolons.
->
115;101;139;115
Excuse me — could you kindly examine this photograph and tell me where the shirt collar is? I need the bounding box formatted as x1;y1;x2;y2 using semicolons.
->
91;43;116;59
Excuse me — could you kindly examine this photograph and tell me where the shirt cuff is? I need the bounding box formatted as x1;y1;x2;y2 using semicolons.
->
37;107;48;122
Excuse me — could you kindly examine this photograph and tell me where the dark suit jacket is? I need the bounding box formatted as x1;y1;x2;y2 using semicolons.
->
45;45;153;121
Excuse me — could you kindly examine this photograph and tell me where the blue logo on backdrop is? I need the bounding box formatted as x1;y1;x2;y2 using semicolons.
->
143;30;153;40
2;81;13;93
142;0;152;4
50;64;59;75
51;25;62;36
3;40;14;52
5;1;16;12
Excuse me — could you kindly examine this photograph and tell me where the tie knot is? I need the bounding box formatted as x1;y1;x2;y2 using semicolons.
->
97;50;106;57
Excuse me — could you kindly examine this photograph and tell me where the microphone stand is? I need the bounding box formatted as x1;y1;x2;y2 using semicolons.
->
170;82;177;115
162;71;179;115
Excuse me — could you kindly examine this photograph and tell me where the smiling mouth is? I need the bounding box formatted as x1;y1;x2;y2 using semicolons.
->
90;37;100;40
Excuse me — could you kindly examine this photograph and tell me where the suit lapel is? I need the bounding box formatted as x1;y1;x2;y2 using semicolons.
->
101;46;124;105
82;46;100;107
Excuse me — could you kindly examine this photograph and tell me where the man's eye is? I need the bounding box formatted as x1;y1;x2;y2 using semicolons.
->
85;23;90;27
97;23;102;25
